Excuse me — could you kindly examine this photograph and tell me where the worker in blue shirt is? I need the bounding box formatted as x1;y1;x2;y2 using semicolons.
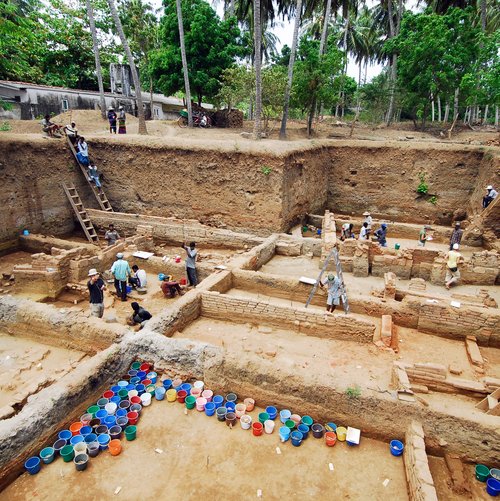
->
111;252;131;301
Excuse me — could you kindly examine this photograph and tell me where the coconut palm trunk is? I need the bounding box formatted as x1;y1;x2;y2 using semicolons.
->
86;0;106;119
253;0;263;139
175;0;193;127
279;0;302;139
107;0;148;134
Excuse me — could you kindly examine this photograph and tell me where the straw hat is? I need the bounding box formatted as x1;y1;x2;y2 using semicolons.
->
363;211;371;216
486;185;493;190
88;268;99;276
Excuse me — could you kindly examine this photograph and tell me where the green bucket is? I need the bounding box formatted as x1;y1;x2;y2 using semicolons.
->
125;425;137;441
146;384;156;396
118;389;128;400
131;362;141;370
61;445;75;463
185;395;196;410
285;419;295;430
476;464;490;482
395;243;401;250
87;405;100;417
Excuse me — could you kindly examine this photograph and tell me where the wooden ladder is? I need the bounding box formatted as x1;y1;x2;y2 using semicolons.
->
65;135;113;212
62;183;99;244
305;247;350;314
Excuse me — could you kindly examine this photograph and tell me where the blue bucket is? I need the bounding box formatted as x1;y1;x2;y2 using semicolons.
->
116;408;127;418
84;433;97;444
137;371;146;380
291;431;303;447
390;440;404;456
205;402;216;416
23;229;30;236
136;384;145;396
53;439;67;454
162;379;173;390
213;395;224;408
280;410;291;423
117;380;128;388
279;426;291;442
487;478;500;497
325;422;337;432
155;387;166;401
110;395;121;405
70;435;84;446
95;409;107;421
97;433;110;450
298;423;310;439
265;406;278;420
58;429;72;442
116;416;129;427
125;384;135;392
130;377;140;385
103;415;116;427
80;425;92;437
126;285;132;294
97;398;109;408
25;456;41;475
147;372;158;384
128;370;138;377
226;393;237;403
40;447;55;465
111;385;121;393
180;383;192;395
225;401;236;412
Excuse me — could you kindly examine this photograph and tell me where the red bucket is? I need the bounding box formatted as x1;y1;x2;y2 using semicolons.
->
252;422;263;436
130;396;141;405
140;363;151;372
177;390;187;403
180;278;187;285
127;411;139;425
103;390;114;399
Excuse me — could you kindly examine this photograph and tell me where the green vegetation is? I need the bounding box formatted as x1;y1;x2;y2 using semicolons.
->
345;386;361;399
261;165;272;176
0;121;12;131
417;173;429;195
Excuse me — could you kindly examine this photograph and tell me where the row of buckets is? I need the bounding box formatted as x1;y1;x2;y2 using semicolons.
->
475;465;500;497
26;361;384;476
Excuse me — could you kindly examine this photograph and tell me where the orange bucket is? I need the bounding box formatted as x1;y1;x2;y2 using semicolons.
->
109;439;122;456
325;431;337;447
69;422;83;436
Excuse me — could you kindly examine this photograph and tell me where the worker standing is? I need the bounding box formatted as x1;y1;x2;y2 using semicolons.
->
320;273;343;313
449;222;463;250
363;211;372;233
87;268;106;318
359;222;369;241
104;224;120;246
111;252;131;301
374;223;388;247
445;243;463;290
182;241;198;287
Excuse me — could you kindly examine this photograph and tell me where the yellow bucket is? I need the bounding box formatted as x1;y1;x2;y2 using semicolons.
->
336;426;347;441
166;389;177;402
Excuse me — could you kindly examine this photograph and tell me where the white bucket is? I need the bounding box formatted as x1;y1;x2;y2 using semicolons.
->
105;402;117;415
141;392;152;406
74;442;87;454
128;390;138;399
264;420;275;434
235;403;246;419
193;380;204;392
196;397;207;412
240;415;252;430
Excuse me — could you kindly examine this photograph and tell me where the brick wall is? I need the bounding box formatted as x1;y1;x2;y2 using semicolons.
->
239;234;278;271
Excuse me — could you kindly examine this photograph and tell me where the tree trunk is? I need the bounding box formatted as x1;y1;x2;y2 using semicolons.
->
319;0;332;55
386;0;403;126
495;106;499;130
229;0;235;17
437;95;441;122
280;0;302;139
107;0;147;134
363;59;368;85
175;0;193;127
253;0;262;139
480;0;486;30
149;75;154;119
483;104;489;124
86;0;106;119
431;97;435;122
464;106;469;124
307;96;316;136
453;87;459;122
443;100;449;123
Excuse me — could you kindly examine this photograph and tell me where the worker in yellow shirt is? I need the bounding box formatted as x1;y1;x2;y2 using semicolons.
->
445;243;463;290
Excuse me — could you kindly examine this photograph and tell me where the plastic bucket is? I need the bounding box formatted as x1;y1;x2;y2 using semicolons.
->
285;419;295;430
301;415;314;427
390;440;404;457
142;379;152;387
167;389;177;402
280;410;291;423
25;456;41;475
95;425;108;435
290;414;301;426
116;416;128;428
325;422;337;432
139;362;150;372
136;384;146;396
146;384;156;396
87;441;100;458
118;389;128;400
61;445;75;462
73;442;87;455
118;379;129;387
40;447;55;465
177;390;188;403
311;423;324;439
216;407;227;422
130;377;140;385
109;425;122;440
185;395;196;410
84;433;97;444
128;369;138;377
476;464;490;482
258;412;270;424
298;423;310;439
103;390;114;399
226;393;237;403
205;401;216;416
58;429;72;441
279;426;291;442
491;469;500;481
265;406;278;420
264;420;275;434
97;434;110;450
111;396;122;405
128;389;138;399
53;439;67;454
213;395;224;408
70;422;82;437
127;411;139;425
130;396;141;406
141;392;152;407
109;439;122;456
336;426;347;441
97;398;109;409
155;387;166;401
147;372;158;384
252;422;263;436
116;408;127;418
240;415;252;430
486;478;500;496
130;403;142;414
225;401;236;413
193;381;204;392
95;409;107;421
111;385;121;394
89;418;101;429
225;412;237;427
172;378;183;388
103;416;117;427
235;403;246;418
180;383;192;395
87;405;100;418
325;432;337;447
80;413;93;425
162;379;173;390
74;453;89;471
131;361;141;371
80;425;92;437
191;387;202;399
125;425;137;441
244;398;255;412
291;431;303;447
119;399;130;410
196;397;207;412
105;402;118;415
395;243;401;250
202;389;213;402
70;435;84;446
137;371;147;381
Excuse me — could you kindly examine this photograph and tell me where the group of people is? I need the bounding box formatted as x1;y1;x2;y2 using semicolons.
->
341;211;388;247
107;106;127;134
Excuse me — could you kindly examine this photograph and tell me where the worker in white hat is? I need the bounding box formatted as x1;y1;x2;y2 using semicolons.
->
483;185;498;209
107;106;117;134
445;243;463;290
87;268;106;318
362;211;372;233
111;252;131;301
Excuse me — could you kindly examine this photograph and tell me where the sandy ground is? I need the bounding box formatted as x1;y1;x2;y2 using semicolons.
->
1;392;409;501
0;332;84;409
152;243;245;266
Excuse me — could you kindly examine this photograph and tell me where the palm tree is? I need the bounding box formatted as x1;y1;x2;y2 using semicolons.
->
175;0;193;127
280;0;303;139
253;0;262;138
86;0;106;119
107;0;148;134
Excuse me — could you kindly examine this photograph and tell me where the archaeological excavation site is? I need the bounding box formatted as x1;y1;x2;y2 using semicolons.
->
0;119;499;501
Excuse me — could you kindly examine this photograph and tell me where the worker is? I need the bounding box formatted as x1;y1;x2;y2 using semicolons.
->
41;115;60;137
374;223;388;247
363;211;372;232
159;274;184;298
483;185;498;209
88;164;101;189
108;107;117;134
76;137;89;166
87;268;106;318
449;222;463;250
129;264;147;289
128;302;152;328
64;121;78;145
111;252;131;301
118;106;126;134
319;273;343;313
445;243;463;290
340;223;355;240
418;226;429;247
358;222;369;241
104;224;120;246
182;241;198;287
